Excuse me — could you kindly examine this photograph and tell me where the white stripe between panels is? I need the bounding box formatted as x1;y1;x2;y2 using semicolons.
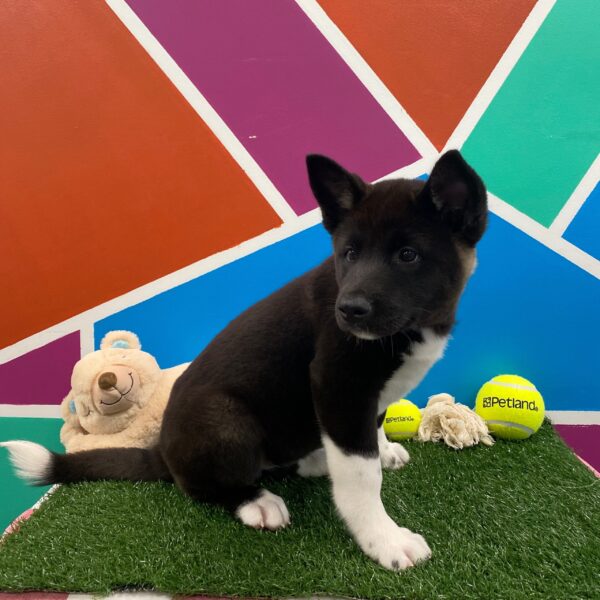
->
105;0;297;225
295;0;438;161
550;152;600;236
547;411;600;425
487;193;600;280
2;406;595;425
376;158;430;182
442;0;556;152
0;405;62;418
79;322;95;357
1;405;598;426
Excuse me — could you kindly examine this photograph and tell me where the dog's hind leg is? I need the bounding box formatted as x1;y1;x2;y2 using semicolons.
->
377;422;410;470
297;448;328;477
234;488;290;530
161;389;290;531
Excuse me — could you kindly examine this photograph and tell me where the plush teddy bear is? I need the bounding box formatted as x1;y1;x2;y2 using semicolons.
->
60;330;189;453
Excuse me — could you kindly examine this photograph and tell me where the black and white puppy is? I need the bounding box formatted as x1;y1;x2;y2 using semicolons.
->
2;150;487;571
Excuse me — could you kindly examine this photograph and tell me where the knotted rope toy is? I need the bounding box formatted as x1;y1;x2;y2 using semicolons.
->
418;393;494;449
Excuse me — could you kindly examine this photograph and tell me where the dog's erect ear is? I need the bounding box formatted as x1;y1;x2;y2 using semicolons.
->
306;154;368;233
420;150;488;245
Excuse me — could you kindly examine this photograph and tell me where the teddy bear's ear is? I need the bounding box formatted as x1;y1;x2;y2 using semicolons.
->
100;330;141;351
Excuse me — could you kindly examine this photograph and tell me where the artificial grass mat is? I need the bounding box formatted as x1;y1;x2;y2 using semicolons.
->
0;421;598;599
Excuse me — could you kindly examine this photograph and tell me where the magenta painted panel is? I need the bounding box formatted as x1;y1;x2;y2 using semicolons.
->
125;0;420;214
0;333;79;406
555;424;600;473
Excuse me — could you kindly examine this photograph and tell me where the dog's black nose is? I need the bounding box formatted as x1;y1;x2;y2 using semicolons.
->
338;297;373;321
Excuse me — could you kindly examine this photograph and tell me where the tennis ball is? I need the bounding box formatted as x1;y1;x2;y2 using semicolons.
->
383;399;421;441
475;374;545;440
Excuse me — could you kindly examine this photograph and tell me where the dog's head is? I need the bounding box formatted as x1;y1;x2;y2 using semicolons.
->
307;151;487;339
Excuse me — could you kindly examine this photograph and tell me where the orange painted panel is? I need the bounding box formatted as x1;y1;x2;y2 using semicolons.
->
318;0;536;149
0;0;280;348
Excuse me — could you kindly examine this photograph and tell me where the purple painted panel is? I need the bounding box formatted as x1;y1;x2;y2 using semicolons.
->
0;333;79;405
555;424;600;474
125;0;420;214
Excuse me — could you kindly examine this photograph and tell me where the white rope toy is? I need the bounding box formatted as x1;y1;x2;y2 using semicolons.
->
418;393;494;450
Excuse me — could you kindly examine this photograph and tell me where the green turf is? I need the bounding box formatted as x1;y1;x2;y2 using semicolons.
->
0;421;598;599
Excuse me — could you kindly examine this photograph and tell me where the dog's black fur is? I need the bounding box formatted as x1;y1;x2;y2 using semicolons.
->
15;150;487;568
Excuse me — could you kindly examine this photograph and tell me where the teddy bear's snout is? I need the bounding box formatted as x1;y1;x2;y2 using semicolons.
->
92;365;141;415
98;372;118;391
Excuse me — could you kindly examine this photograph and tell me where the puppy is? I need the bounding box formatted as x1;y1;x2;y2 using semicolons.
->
2;150;487;571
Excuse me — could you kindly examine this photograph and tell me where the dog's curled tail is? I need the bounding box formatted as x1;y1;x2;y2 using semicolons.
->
0;440;172;485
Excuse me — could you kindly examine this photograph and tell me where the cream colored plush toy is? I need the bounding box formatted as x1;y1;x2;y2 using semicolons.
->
60;331;189;453
418;393;494;450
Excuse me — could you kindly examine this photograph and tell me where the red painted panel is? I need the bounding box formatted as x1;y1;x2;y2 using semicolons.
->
318;0;536;148
0;0;279;348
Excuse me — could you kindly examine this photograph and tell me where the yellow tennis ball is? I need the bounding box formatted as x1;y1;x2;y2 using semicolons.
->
383;399;421;441
475;374;545;440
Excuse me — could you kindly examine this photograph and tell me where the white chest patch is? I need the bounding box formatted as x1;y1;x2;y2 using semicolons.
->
377;329;448;415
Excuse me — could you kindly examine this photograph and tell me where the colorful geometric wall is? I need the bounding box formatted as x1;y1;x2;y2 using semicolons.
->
1;0;599;526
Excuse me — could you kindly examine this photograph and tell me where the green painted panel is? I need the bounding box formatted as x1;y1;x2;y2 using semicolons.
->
462;0;600;226
0;418;63;531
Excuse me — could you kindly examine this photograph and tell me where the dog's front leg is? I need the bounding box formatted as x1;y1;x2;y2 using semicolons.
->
312;376;430;570
321;434;430;570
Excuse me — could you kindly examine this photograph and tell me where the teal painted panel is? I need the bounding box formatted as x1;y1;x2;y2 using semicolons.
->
0;418;63;531
462;0;600;226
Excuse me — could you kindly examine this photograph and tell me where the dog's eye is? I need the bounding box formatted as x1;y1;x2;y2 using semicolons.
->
398;247;419;263
345;248;358;262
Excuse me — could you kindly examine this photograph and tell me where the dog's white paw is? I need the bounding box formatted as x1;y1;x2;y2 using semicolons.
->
297;448;329;477
363;524;431;571
379;440;410;470
236;489;290;531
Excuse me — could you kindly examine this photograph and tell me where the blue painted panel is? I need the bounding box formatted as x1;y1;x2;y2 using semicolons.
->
96;216;600;411
564;181;600;261
414;214;600;410
95;226;332;366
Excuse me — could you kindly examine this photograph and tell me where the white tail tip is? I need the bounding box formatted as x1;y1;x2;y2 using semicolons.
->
0;440;52;484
